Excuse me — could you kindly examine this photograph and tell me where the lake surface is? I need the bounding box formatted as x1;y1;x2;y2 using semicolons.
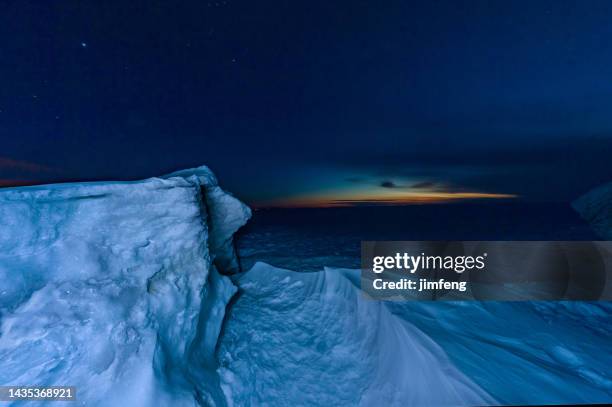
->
236;202;598;272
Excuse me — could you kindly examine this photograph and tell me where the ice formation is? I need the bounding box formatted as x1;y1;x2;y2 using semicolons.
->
573;182;612;239
0;167;249;406
163;168;251;274
1;168;610;406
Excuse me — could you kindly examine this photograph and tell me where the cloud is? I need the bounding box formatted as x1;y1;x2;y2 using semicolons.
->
0;157;53;173
380;181;398;188
381;180;437;189
0;179;40;187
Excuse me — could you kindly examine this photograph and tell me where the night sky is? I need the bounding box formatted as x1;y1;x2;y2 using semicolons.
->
1;1;612;207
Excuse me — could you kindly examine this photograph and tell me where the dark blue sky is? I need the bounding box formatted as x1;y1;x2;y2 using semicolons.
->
1;1;611;206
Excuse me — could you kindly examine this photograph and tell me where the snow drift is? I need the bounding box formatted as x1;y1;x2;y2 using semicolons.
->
218;263;495;406
218;263;612;406
0;166;249;406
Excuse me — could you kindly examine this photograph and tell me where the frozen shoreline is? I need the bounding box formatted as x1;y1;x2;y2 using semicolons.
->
0;167;610;406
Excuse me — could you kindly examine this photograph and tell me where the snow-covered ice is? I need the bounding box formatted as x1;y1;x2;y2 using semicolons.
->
574;181;612;239
0;169;611;406
0;167;248;406
164;167;251;274
386;300;612;405
218;263;495;406
217;263;612;406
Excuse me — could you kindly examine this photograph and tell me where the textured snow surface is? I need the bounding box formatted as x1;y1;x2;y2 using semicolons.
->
573;182;612;239
388;300;612;405
218;263;495;406
219;263;612;406
0;169;248;406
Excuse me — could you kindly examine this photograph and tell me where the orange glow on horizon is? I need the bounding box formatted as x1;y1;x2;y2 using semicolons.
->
255;191;518;208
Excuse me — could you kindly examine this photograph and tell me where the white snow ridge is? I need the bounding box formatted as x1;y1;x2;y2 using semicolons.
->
0;165;499;406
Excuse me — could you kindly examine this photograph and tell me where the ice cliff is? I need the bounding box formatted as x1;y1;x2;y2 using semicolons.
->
0;166;249;406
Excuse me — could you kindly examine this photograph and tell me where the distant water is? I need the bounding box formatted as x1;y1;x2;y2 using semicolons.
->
236;202;598;272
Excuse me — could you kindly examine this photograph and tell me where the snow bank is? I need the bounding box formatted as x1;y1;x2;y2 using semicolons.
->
218;262;495;406
0;168;249;406
573;182;612;239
